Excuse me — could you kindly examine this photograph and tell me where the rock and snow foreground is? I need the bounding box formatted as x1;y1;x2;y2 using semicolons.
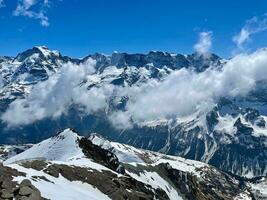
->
0;128;265;200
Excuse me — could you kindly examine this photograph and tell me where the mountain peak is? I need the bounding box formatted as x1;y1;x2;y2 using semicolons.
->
54;128;79;140
35;45;49;50
34;46;60;58
14;46;60;62
4;128;81;164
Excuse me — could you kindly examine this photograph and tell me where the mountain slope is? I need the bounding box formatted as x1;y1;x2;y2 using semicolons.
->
2;129;256;200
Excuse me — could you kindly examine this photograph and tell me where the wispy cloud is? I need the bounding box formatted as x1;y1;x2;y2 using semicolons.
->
233;14;267;51
0;0;5;8
13;0;50;27
194;31;213;56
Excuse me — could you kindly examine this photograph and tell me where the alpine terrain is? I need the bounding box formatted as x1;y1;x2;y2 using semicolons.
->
0;46;267;199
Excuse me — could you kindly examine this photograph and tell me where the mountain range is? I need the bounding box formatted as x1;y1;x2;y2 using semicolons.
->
0;46;267;199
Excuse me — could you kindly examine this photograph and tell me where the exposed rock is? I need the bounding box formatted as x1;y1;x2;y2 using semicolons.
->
1;180;16;189
19;186;33;196
28;190;42;200
20;160;48;171
79;137;125;173
20;179;32;187
1;188;14;198
0;164;44;200
20;159;168;200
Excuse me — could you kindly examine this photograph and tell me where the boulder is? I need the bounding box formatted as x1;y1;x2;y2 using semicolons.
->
19;186;33;196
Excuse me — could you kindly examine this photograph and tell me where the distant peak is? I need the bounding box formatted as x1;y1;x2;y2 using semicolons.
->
35;45;49;50
15;46;59;62
34;46;60;57
148;50;170;55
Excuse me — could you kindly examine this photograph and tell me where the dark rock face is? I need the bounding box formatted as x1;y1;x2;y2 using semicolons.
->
157;163;250;200
78;137;124;173
187;53;221;72
123;162;254;200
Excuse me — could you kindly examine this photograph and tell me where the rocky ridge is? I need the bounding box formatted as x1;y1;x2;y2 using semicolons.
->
1;129;265;200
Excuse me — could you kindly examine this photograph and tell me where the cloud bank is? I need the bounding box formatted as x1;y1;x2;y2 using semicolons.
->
2;48;267;129
121;49;267;124
1;58;114;126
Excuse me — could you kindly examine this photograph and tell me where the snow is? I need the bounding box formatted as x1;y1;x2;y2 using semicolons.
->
11;164;111;200
5;129;81;164
90;133;207;173
101;66;123;77
215;113;267;138
90;134;145;164
250;178;267;198
27;53;40;62
233;190;253;200
4;129;111;172
127;171;183;200
110;143;145;164
215;114;237;136
238;115;267;138
152;156;206;174
36;46;60;58
252;116;267;137
52;155;110;172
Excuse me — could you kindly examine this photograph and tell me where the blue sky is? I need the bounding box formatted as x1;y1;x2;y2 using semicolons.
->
0;0;267;58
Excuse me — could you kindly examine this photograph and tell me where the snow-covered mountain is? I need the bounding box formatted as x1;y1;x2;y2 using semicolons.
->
1;128;262;200
0;46;266;181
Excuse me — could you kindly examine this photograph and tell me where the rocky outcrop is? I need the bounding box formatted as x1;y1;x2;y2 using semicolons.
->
78;137;125;173
20;160;168;200
0;130;261;199
0;164;44;200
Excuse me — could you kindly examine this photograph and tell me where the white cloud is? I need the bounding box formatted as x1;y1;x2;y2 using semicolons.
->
108;111;133;130
116;48;267;126
13;0;50;27
194;31;213;55
3;48;267;129
233;15;267;50
1;59;99;126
